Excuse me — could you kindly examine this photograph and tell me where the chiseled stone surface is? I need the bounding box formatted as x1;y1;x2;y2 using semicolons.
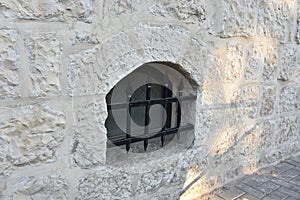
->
0;0;94;23
0;27;19;99
77;167;132;200
0;0;299;199
0;104;65;175
12;174;68;200
26;33;63;97
149;0;206;25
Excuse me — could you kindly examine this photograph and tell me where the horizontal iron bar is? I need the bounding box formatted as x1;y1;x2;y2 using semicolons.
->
109;124;194;147
108;95;197;110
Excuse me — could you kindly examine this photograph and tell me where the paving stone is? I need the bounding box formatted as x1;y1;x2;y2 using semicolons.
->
215;186;245;200
235;183;266;199
278;168;300;181
285;158;300;167
238;194;258;200
274;162;295;173
242;174;271;187
292;155;300;163
256;181;280;194
271;177;300;192
262;190;289;200
288;176;300;187
276;187;300;199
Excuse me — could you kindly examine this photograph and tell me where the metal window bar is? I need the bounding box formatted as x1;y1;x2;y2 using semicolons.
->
107;73;196;152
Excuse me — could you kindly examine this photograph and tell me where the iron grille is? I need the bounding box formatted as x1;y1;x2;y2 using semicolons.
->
107;72;196;152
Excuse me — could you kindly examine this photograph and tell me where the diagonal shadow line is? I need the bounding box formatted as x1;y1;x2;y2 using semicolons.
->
178;122;261;199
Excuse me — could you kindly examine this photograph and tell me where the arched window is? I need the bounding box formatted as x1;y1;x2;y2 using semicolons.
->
105;62;196;153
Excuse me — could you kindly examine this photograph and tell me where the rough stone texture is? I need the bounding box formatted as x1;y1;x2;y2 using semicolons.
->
0;0;300;199
109;0;138;16
77;167;132;200
0;0;94;23
278;83;298;113
262;43;278;82
260;86;276;117
257;0;297;43
70;31;100;45
12;174;68;200
219;0;258;37
67;48;98;96
278;44;297;81
71;99;107;168
149;0;206;25
0;104;65;175
26;33;63;97
0;27;19;99
216;43;244;83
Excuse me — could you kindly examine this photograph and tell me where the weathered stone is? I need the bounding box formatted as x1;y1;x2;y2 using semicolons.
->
149;0;206;25
260;86;276;117
70;31;100;45
223;44;244;83
26;33;62;97
133;24;189;59
218;0;258;37
257;0;297;42
77;168;132;200
109;0;137;16
244;43;263;81
278;83;298;113
0;27;19;99
67;48;99;96
0;0;94;22
278;44;297;81
12;174;68;200
275;116;298;145
262;44;278;82
0;104;65;173
71;100;106;168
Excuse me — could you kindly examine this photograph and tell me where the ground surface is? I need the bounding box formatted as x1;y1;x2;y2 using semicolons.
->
200;154;300;200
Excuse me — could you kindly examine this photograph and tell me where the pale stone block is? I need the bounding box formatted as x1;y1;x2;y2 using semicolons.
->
26;33;63;97
0;28;19;99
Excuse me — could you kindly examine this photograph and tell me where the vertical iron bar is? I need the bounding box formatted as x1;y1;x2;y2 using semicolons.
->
144;73;151;151
161;72;171;147
126;82;132;152
177;77;183;140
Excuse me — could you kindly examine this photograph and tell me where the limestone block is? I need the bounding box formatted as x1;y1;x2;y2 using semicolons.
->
0;104;65;173
216;43;244;83
109;0;138;16
0;0;65;21
244;43;264;81
260;86;276;117
67;48;99;96
278;83;298;113
26;33;62;97
0;28;19;99
12;174;68;200
77;168;132;200
133;24;189;59
100;32;134;68
278;44;297;81
296;7;300;44
149;0;206;25
63;0;94;23
262;44;278;82
275;116;298;145
71;100;106;168
257;0;297;42
0;0;94;22
216;0;258;37
70;31;100;45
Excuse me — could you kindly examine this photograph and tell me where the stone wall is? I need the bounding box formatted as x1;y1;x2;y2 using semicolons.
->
0;0;299;199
